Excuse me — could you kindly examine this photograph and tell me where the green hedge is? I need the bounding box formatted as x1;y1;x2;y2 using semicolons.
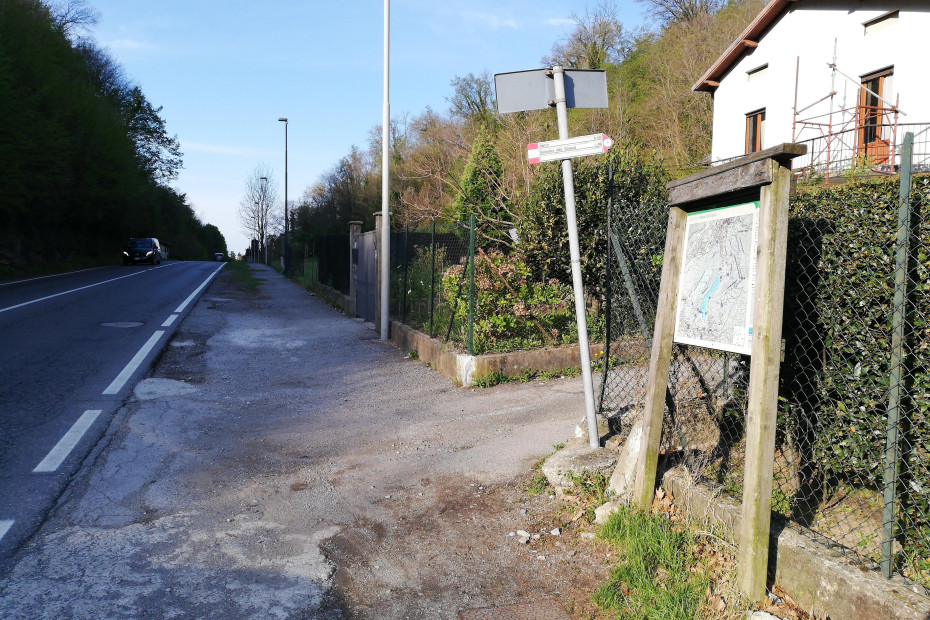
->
782;175;930;567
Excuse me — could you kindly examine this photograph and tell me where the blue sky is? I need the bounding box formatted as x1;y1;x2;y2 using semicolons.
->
86;0;647;253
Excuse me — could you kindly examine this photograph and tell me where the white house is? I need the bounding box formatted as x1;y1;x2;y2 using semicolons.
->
694;0;930;174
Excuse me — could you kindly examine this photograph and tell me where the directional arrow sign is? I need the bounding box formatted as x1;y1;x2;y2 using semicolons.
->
527;133;615;164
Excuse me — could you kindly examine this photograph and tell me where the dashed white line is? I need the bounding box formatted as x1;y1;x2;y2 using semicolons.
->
33;410;102;473
174;263;225;314
161;314;179;327
0;267;166;314
0;520;13;543
103;331;165;395
0;267;106;287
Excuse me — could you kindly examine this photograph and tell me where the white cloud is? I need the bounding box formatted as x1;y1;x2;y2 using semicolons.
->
546;17;575;27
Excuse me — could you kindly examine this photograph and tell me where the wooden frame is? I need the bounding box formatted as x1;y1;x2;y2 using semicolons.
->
635;143;805;602
857;67;893;164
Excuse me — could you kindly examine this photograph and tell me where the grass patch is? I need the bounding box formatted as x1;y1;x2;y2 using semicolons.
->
525;442;567;496
472;366;585;389
473;371;510;388
594;505;709;619
226;260;261;294
525;472;550;497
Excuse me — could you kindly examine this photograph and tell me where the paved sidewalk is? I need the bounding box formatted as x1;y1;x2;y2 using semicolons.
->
0;264;597;619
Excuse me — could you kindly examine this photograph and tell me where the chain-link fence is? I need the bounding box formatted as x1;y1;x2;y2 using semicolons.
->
600;137;930;589
390;218;582;356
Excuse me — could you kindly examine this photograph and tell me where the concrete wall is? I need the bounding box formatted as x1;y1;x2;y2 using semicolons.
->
390;320;608;388
662;467;930;620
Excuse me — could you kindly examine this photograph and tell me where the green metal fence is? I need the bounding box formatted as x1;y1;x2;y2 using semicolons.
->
391;216;587;357
391;218;476;354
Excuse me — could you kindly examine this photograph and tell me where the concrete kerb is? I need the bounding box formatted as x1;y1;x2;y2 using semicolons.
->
389;320;604;388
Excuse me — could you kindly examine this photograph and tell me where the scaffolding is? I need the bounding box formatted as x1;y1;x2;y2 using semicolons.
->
787;48;918;182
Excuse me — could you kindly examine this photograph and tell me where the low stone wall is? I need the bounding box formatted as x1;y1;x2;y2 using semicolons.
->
389;320;605;387
661;467;930;620
308;282;351;315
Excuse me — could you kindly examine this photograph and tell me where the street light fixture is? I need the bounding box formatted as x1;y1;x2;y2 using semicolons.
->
278;118;288;274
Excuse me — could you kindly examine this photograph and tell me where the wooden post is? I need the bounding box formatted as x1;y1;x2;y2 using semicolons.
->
737;158;791;600
633;206;686;509
634;144;804;601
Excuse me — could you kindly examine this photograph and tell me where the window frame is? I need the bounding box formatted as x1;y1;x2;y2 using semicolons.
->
745;108;766;154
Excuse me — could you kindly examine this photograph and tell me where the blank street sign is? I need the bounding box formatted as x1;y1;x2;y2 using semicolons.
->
494;69;608;114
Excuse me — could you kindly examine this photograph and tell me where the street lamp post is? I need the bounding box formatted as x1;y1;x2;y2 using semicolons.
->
259;176;268;265
278;118;288;274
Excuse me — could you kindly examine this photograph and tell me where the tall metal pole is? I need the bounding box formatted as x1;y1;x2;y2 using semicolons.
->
259;176;268;265
380;0;391;341
279;118;289;274
552;66;599;449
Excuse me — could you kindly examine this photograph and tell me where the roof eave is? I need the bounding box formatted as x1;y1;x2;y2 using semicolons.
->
692;0;794;93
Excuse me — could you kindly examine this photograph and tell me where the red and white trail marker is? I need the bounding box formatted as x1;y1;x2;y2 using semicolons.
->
527;133;614;164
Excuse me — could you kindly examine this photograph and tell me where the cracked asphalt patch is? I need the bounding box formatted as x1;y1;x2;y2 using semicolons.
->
0;265;611;619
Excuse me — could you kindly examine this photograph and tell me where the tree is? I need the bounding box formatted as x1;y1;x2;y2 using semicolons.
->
123;87;184;184
453;128;514;245
619;0;766;167
238;166;279;261
49;0;97;39
199;224;227;256
394;109;468;227
447;72;496;128
636;0;722;25
542;1;628;69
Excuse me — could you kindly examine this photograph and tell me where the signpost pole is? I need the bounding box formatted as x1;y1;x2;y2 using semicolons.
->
552;66;599;449
380;0;391;341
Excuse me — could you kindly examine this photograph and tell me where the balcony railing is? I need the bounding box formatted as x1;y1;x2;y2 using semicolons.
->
792;122;930;181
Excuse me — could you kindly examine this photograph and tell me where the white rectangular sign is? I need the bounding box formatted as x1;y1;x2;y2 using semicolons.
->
527;134;614;164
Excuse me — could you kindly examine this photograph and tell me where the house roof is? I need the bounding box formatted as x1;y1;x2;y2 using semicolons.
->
692;0;793;93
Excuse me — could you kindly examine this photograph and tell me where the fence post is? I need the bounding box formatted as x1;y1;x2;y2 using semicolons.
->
349;222;362;317
402;226;409;324
429;220;436;337
599;166;614;413
881;132;914;578
468;215;475;356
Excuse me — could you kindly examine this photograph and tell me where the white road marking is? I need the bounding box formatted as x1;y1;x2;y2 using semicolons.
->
161;314;179;327
0;267;106;287
0;267;167;314
103;331;165;395
33;410;102;473
174;264;225;314
0;520;13;543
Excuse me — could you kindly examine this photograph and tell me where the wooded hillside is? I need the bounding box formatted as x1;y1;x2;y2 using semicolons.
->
0;0;226;275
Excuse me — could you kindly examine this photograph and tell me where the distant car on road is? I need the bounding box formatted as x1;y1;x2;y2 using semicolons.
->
123;238;161;265
213;253;225;261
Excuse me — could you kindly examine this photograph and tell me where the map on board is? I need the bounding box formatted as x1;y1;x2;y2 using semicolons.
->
673;201;759;355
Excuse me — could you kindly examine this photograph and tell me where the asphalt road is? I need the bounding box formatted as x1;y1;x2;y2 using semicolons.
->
0;261;225;562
